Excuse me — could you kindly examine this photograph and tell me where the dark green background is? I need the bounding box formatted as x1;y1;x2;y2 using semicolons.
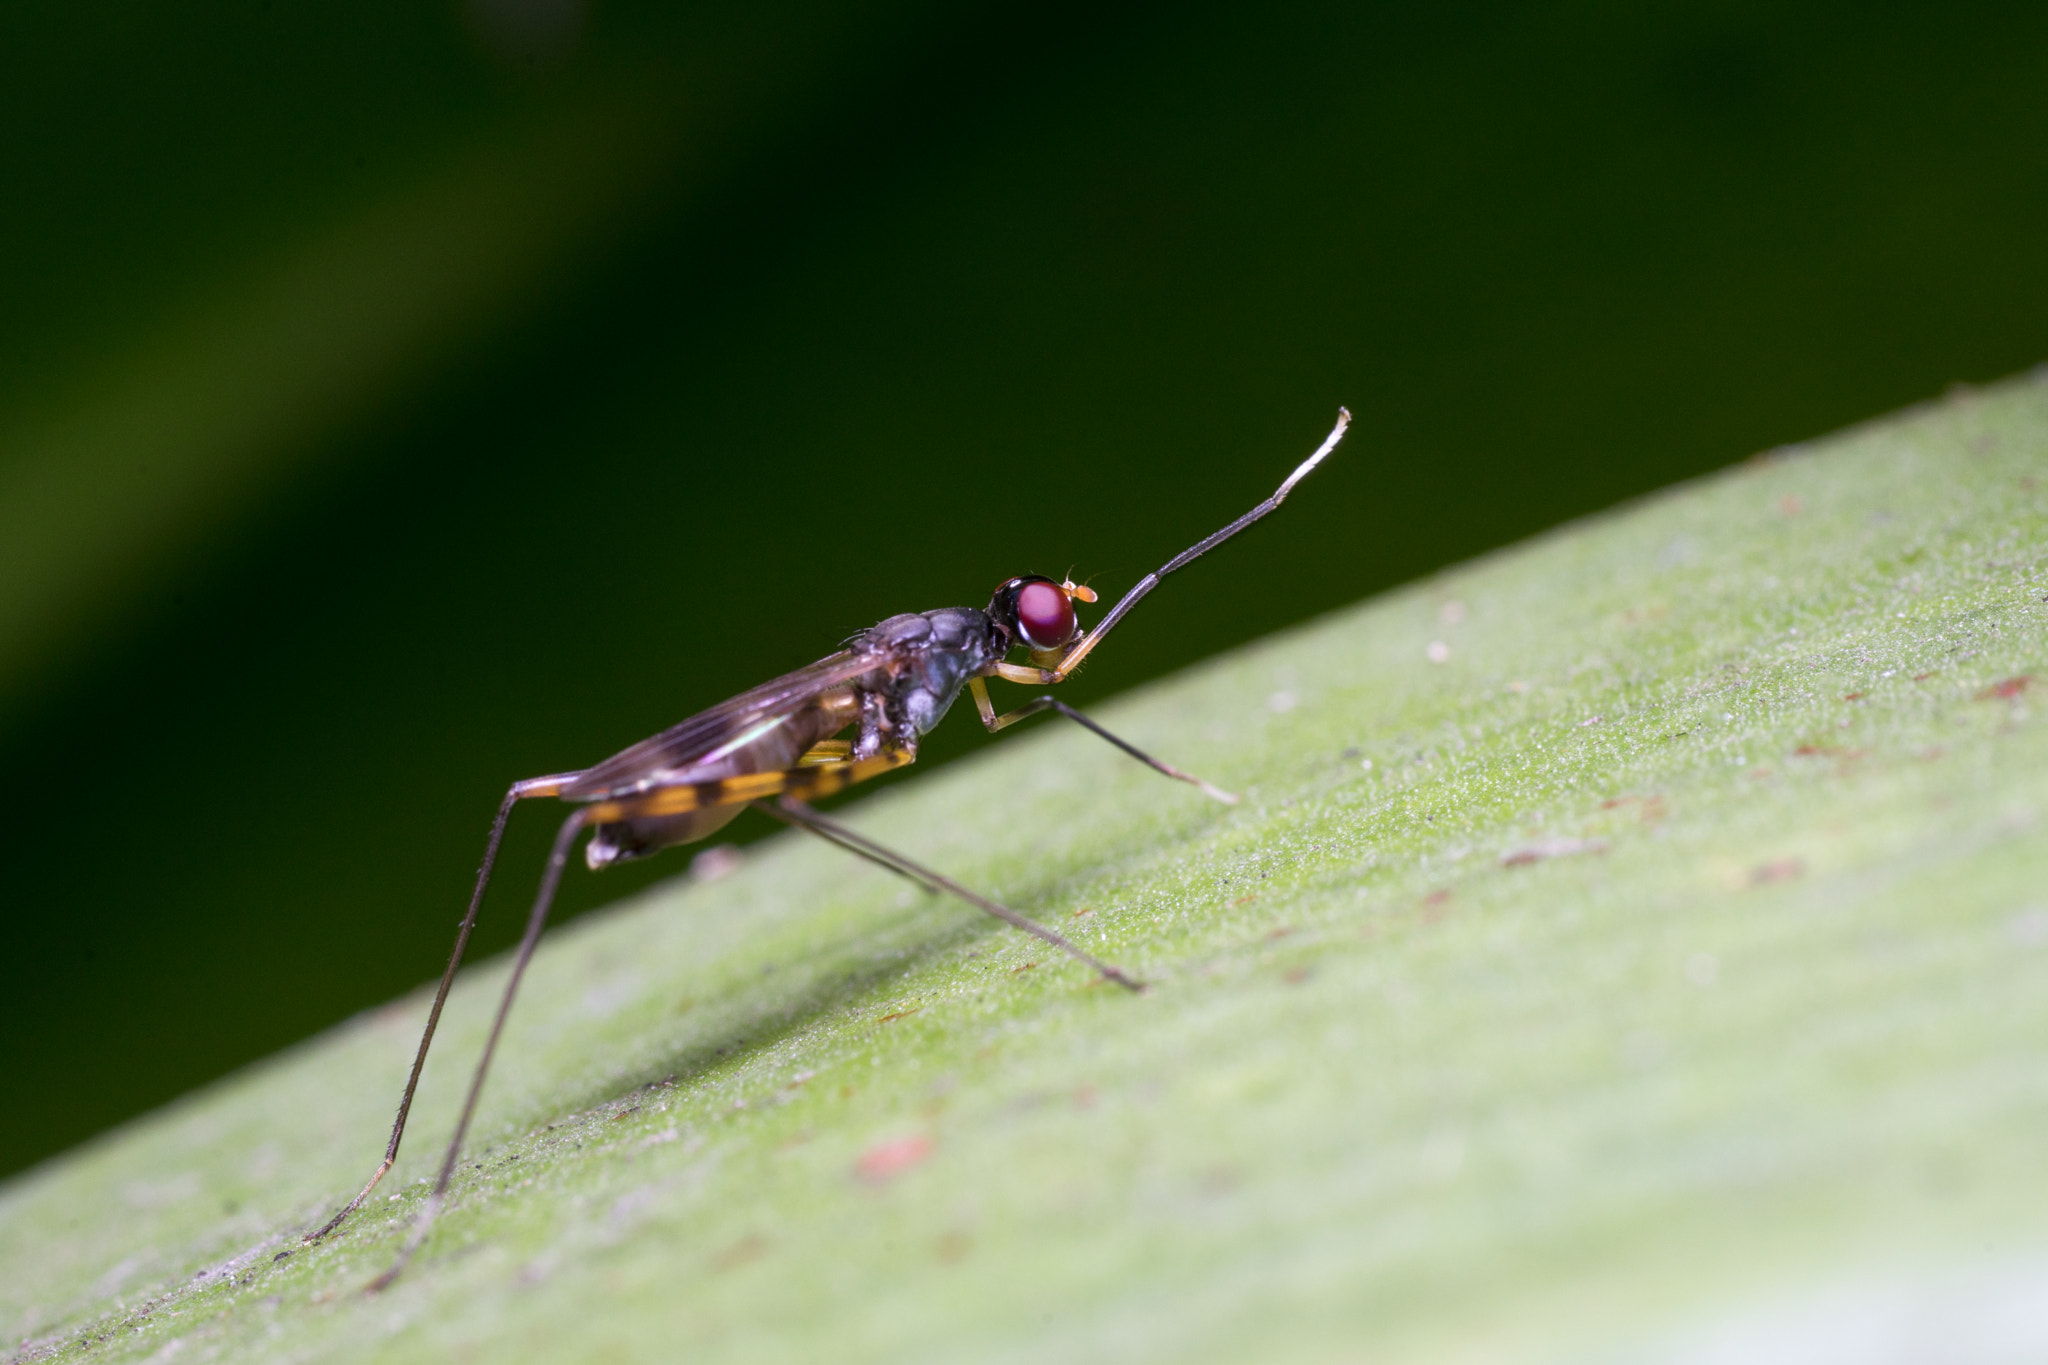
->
4;0;2045;1180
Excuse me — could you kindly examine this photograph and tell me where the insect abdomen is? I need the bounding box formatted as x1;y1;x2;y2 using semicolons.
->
583;699;854;869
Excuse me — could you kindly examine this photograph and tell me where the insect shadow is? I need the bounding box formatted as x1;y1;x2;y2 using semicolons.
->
458;877;994;1154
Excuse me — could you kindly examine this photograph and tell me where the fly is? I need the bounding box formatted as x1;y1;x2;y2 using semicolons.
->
305;409;1351;1288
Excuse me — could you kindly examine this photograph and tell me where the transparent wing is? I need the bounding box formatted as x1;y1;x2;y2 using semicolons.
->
559;648;889;800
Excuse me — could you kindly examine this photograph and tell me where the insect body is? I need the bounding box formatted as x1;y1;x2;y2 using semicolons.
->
577;599;1024;869
309;410;1351;1288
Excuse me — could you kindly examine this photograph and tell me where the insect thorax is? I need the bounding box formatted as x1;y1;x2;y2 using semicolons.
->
863;607;1004;737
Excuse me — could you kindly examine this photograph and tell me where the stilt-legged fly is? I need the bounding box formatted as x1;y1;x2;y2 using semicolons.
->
305;410;1350;1288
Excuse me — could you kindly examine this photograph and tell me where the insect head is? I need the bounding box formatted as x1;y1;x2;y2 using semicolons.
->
989;575;1099;654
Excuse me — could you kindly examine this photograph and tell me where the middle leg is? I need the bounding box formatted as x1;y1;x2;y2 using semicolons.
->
755;796;1142;991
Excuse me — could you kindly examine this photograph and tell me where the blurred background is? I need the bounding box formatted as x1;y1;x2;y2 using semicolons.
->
4;0;2045;1180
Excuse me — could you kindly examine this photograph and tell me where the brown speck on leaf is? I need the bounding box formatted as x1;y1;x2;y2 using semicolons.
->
936;1231;973;1264
857;1135;933;1183
1794;749;1875;769
1913;672;1938;682
1232;895;1259;908
1265;925;1293;939
690;844;744;883
877;1008;922;1024
1012;962;1038;974
1978;675;2032;701
1843;692;1864;702
1284;965;1313;985
713;1234;769;1271
1502;837;1608;866
1750;857;1805;886
1071;906;1094;919
1778;493;1804;516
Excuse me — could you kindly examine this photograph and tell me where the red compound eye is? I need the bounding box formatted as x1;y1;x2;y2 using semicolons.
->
1014;579;1077;650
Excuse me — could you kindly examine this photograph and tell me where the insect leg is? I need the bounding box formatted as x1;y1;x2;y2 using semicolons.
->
747;798;943;895
367;754;908;1286
754;796;1142;992
968;678;1236;804
304;771;579;1245
800;739;853;764
368;807;590;1292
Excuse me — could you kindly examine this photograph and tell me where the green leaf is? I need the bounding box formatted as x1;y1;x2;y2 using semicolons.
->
7;374;2048;1363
